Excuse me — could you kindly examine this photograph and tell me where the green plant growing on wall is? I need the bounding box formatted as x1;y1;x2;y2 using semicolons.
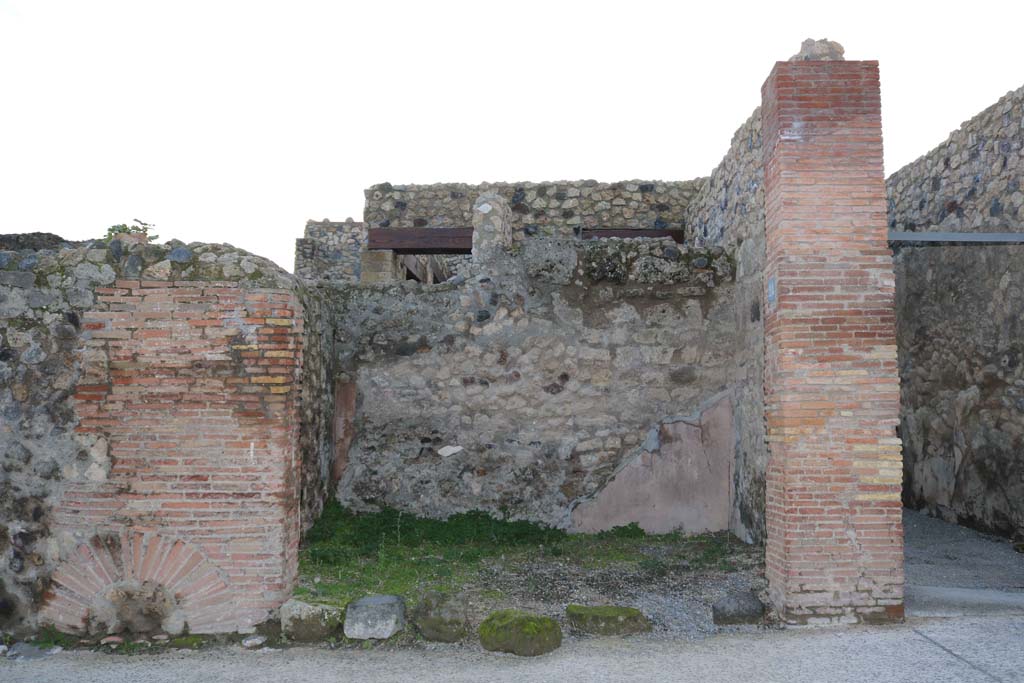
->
104;218;158;242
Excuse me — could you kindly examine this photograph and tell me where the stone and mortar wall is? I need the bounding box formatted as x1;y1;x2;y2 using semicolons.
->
684;110;768;543
327;225;740;531
364;180;701;235
889;81;1024;537
1;236;302;636
894;245;1024;537
887;83;1024;232
294;283;336;533
294;219;367;284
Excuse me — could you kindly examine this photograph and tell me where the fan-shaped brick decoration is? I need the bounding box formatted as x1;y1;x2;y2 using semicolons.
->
40;530;236;635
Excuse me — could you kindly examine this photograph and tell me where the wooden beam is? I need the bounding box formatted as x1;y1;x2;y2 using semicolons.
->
368;227;686;254
368;228;473;254
400;254;428;282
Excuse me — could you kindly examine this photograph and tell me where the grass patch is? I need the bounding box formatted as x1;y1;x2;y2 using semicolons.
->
32;626;79;650
298;503;744;608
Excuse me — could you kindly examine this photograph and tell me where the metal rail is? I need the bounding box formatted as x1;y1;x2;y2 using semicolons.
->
888;231;1024;243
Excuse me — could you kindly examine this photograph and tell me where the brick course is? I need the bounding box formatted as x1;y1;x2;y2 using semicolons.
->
760;60;904;623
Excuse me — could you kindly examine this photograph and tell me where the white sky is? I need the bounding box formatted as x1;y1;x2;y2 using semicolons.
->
1;1;1022;271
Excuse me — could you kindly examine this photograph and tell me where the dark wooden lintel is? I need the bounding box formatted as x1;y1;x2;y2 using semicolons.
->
368;228;473;254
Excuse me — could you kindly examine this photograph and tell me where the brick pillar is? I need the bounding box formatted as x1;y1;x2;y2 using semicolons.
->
41;281;302;635
761;60;904;624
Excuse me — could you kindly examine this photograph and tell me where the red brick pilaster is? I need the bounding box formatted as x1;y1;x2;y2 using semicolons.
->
761;61;904;624
42;281;302;635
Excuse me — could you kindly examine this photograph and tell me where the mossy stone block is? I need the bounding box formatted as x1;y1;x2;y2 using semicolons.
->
565;605;652;635
478;609;561;656
412;592;471;643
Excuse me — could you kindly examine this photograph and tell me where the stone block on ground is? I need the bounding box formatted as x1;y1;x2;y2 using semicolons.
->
280;599;343;642
344;595;406;640
478;609;562;656
565;604;652;635
712;590;766;625
411;592;471;642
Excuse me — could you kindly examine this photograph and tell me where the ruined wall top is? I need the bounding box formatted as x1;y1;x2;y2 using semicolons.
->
1;234;295;292
789;38;845;62
363;180;701;236
887;82;1024;232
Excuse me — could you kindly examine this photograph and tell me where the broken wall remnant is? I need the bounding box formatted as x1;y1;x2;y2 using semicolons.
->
1;237;303;635
889;82;1024;537
327;229;739;531
294;219;367;284
887;84;1023;233
363;180;701;234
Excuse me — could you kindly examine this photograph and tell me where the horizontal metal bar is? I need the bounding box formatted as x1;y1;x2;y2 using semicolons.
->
889;231;1024;243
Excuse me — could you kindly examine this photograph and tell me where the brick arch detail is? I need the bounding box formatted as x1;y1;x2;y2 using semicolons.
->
40;530;237;635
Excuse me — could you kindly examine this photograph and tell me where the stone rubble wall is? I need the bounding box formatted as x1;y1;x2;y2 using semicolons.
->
363;180;701;235
887;83;1024;232
294;283;336;532
894;245;1024;537
294;219;367;284
889;82;1024;537
1;236;302;635
683;109;768;543
329;234;741;530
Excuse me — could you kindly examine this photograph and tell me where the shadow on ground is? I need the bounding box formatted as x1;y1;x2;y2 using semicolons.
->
904;508;1024;617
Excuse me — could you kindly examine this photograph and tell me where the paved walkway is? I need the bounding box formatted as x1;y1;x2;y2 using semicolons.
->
3;615;1022;683
904;509;1024;617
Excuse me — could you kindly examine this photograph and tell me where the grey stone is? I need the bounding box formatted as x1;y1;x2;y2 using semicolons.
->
789;38;845;61
0;288;27;317
712;590;766;625
20;344;46;365
411;592;471;642
142;260;172;280
124;254;143;278
32;458;60;479
168;247;192;263
241;635;267;649
6;642;47;660
565;604;652;635
344;595;405;640
478;609;562;656
279;599;343;642
6;442;32;465
0;271;35;288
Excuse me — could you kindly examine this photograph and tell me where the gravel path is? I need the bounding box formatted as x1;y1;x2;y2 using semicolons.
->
3;616;1022;683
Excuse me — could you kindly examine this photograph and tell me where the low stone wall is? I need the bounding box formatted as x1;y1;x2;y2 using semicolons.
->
363;180;701;235
887;83;1023;232
1;236;302;636
684;109;767;543
328;227;741;531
